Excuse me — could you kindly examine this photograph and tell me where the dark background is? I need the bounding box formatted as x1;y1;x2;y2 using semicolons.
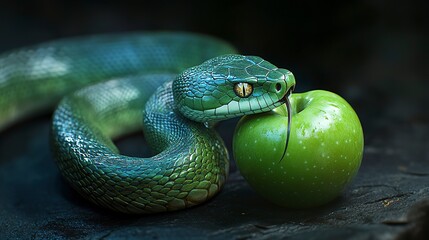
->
1;1;428;239
1;0;428;130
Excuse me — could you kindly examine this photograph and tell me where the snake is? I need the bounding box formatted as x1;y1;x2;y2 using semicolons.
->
0;32;296;214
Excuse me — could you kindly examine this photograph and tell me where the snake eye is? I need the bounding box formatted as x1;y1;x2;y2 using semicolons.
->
234;82;253;98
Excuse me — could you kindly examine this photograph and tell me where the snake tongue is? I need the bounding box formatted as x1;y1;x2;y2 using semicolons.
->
279;89;292;162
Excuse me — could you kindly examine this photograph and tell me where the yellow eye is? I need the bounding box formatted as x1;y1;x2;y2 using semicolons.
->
234;83;253;98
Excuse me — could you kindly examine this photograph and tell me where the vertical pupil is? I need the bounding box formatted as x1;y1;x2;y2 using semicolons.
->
234;83;252;97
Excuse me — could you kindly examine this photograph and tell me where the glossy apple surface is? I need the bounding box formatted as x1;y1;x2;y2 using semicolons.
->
233;90;364;208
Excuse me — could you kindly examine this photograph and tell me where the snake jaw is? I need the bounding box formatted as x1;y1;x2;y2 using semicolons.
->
277;85;294;104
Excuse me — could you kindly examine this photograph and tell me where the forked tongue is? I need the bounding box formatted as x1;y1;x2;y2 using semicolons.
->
279;95;292;162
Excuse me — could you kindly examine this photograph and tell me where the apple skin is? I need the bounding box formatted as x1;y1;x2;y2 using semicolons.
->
233;90;364;208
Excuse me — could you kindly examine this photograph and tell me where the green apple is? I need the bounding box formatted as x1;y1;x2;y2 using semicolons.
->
233;90;364;208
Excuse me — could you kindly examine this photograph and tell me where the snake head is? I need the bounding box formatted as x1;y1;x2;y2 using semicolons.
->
173;54;295;123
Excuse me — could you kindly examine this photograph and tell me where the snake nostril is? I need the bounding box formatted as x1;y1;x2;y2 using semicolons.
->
275;83;282;92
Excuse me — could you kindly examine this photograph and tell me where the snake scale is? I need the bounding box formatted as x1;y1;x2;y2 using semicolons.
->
0;32;295;214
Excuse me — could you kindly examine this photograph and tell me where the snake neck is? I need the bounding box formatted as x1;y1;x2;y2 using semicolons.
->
143;81;191;154
146;80;218;131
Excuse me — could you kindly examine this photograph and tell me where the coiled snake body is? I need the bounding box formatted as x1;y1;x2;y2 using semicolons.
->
0;32;295;214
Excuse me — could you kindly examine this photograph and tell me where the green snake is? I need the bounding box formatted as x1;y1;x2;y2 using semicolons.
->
0;32;295;214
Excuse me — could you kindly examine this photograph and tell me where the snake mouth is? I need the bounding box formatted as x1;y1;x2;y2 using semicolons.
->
277;86;294;104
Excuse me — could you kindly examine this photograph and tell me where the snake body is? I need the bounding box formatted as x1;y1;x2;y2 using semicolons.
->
0;32;295;214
